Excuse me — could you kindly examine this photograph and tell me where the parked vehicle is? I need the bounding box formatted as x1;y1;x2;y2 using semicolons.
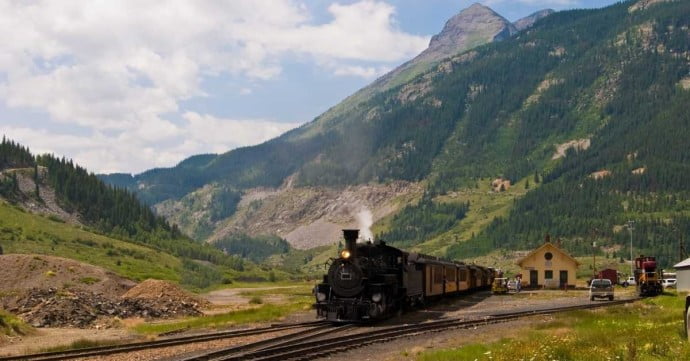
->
623;276;636;286
492;278;508;294
661;279;677;288
589;278;614;301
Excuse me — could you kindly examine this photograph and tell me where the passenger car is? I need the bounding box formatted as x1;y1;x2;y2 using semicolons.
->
589;279;614;301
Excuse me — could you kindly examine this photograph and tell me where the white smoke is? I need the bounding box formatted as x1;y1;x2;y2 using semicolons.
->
356;208;374;242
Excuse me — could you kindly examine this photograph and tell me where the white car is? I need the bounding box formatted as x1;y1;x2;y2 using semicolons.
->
662;279;677;288
623;277;636;286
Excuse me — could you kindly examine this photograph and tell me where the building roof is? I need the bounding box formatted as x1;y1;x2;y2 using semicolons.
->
516;242;581;267
673;257;690;269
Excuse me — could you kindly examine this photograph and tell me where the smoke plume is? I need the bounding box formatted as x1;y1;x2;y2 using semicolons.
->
356;208;374;242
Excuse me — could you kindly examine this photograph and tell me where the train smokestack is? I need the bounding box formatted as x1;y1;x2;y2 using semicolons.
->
343;229;359;258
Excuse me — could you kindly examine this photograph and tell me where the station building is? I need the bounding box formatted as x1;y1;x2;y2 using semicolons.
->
517;242;580;288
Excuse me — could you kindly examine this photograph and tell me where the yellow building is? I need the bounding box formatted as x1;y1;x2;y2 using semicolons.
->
517;242;579;288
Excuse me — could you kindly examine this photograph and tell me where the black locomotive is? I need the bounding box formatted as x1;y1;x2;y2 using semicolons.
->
314;229;494;322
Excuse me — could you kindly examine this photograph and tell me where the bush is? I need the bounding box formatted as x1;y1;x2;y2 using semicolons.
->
249;296;263;304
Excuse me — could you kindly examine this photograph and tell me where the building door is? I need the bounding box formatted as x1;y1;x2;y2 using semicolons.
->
530;270;538;288
560;270;568;288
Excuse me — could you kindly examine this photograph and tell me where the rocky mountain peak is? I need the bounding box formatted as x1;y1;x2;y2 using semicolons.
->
423;3;517;62
514;9;555;31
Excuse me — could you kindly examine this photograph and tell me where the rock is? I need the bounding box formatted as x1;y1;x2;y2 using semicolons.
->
9;286;203;329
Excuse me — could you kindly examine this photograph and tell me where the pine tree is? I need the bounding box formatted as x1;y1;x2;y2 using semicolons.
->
34;163;40;199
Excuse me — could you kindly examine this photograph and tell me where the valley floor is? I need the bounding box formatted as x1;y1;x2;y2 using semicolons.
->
4;285;668;361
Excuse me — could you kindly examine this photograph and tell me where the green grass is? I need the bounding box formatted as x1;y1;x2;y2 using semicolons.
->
133;299;312;334
0;310;34;336
417;293;690;361
413;176;538;256
0;200;183;282
134;284;314;334
38;338;125;353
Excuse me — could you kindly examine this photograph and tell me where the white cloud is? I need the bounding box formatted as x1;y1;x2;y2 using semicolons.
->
3;113;299;174
333;65;392;79
0;1;429;173
483;0;576;5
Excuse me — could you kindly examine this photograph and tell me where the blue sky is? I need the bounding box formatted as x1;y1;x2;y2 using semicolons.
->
0;0;619;174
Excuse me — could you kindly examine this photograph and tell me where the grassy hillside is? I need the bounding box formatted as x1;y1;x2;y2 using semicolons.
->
0;200;296;288
0;200;182;282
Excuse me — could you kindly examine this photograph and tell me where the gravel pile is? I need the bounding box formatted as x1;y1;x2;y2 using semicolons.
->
7;288;203;328
123;279;210;307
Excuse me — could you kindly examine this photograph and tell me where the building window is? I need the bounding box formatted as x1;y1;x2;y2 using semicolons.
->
544;252;553;260
545;270;553;279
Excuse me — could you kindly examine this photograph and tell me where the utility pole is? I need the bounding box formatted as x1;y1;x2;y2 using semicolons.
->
627;220;635;277
592;241;597;278
591;228;598;279
680;229;687;262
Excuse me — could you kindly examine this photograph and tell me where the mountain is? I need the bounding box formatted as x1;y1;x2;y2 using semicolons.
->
513;9;555;31
368;3;519;93
103;0;690;268
99;3;553;247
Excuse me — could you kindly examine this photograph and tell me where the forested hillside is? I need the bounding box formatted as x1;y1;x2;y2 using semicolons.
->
0;138;260;286
445;1;690;267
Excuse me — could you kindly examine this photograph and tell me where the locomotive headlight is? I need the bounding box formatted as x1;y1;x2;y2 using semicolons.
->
372;293;382;303
340;250;351;259
316;292;327;302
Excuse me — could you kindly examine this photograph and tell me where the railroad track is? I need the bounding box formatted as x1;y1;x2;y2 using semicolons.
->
1;298;640;361
177;298;640;361
0;320;327;361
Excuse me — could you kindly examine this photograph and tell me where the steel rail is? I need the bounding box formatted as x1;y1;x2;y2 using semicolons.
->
183;298;639;361
0;320;327;361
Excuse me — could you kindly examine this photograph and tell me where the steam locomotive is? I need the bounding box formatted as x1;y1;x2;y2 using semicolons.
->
634;256;663;296
314;229;494;322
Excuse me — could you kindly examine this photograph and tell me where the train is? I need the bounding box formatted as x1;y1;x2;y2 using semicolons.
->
314;229;494;322
634;255;663;296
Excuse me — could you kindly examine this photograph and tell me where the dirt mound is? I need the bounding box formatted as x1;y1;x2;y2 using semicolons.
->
7;288;202;329
123;279;209;306
0;254;135;298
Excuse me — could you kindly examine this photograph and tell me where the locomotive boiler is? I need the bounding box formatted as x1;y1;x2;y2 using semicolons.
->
314;229;494;322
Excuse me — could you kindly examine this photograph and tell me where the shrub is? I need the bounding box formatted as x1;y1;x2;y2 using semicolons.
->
79;277;100;285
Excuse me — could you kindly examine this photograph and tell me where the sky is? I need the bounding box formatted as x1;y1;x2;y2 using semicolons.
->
0;0;620;174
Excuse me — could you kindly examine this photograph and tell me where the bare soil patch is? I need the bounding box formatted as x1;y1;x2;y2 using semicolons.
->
123;279;210;307
0;254;134;298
